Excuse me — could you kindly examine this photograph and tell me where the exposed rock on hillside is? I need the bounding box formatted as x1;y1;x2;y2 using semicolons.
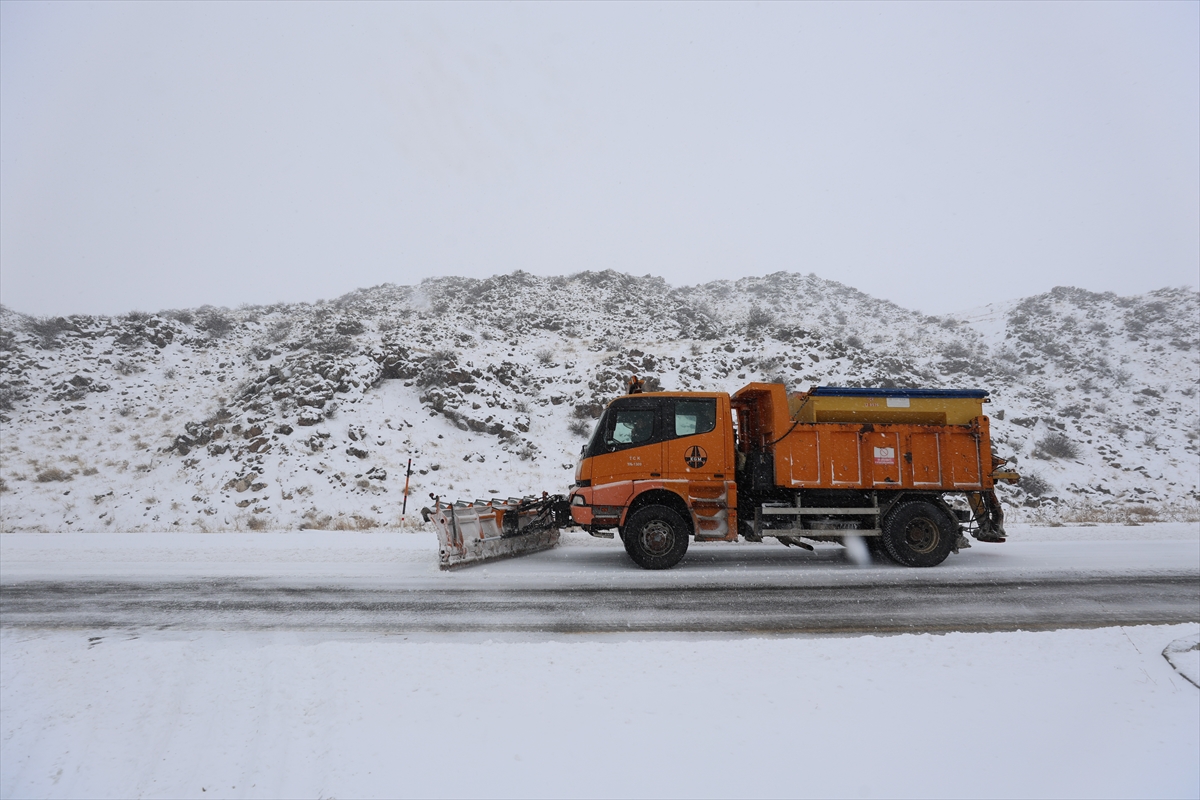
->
0;274;1196;532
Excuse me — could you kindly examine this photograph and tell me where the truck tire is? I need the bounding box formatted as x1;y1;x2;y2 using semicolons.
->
622;505;690;570
865;534;891;561
882;501;956;567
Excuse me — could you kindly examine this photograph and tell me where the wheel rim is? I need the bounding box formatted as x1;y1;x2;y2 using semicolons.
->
903;517;940;554
639;519;675;556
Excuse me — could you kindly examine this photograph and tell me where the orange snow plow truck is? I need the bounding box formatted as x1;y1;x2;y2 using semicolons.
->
427;382;1018;570
568;382;1018;569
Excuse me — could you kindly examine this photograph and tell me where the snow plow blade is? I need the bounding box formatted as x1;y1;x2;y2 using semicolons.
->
423;493;571;569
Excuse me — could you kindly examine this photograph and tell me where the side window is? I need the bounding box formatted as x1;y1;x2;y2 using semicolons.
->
611;409;657;445
673;399;716;438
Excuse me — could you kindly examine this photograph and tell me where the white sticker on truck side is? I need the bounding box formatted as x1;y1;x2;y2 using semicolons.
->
886;397;911;408
874;447;896;465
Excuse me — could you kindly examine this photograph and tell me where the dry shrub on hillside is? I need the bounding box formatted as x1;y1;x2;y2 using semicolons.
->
27;317;74;349
197;310;234;338
417;349;461;389
299;511;333;530
335;319;365;336
268;319;293;342
573;403;602;420
299;511;378;530
0;385;20;411
313;334;353;355
1015;500;1199;526
1034;432;1080;460
1020;471;1052;497
745;305;774;335
36;467;72;483
1060;505;1162;525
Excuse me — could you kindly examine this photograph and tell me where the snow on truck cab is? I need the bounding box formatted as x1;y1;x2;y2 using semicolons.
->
427;380;1019;570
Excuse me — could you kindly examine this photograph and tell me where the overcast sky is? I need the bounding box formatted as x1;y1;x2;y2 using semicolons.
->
1;1;1197;317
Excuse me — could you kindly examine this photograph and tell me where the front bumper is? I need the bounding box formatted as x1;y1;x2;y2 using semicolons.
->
568;486;623;529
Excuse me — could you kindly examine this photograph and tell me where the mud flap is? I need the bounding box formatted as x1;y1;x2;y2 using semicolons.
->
424;494;569;569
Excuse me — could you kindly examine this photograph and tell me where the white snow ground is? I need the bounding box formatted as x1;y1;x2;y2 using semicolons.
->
2;522;1199;799
2;625;1197;799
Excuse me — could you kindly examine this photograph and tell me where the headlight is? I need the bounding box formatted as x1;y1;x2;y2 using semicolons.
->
571;495;586;507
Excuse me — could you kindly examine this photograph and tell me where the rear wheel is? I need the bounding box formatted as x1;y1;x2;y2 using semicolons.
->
622;505;690;570
865;534;892;562
882;501;956;567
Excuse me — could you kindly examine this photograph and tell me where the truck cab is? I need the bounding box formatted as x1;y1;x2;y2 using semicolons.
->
568;391;738;567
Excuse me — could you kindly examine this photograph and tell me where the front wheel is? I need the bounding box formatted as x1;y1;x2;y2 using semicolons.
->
882;501;956;567
622;506;690;570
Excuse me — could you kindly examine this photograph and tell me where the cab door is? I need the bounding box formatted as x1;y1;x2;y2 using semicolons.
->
585;397;666;488
663;397;725;481
663;397;734;540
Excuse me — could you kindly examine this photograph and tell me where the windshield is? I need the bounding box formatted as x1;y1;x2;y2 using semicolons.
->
585;398;664;457
583;396;720;458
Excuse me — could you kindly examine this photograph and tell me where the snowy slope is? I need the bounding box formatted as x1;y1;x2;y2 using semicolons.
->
1;273;1196;532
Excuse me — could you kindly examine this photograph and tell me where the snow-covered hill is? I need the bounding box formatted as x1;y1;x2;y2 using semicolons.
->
1;272;1196;532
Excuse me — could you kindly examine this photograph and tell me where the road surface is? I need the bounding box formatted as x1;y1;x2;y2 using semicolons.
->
2;527;1196;633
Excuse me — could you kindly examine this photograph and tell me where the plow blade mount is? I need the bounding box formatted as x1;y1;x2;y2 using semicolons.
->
423;494;571;569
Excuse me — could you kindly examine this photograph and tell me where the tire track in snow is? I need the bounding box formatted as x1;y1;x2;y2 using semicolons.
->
2;575;1196;633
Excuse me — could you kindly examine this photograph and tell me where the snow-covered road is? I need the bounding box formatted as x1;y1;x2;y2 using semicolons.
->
3;573;1196;634
2;523;1196;634
2;523;1196;585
